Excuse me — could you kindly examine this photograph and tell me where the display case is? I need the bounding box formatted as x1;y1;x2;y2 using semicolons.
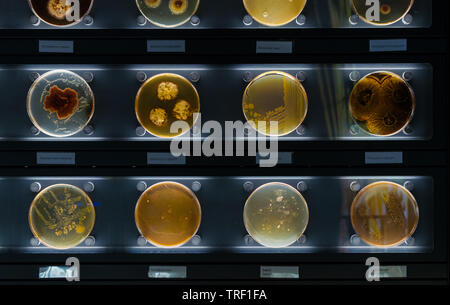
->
0;63;434;142
0;166;447;283
0;0;433;29
0;0;448;291
0;175;434;253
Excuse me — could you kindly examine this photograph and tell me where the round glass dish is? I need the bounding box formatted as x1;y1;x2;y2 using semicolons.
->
136;0;200;28
349;71;415;137
28;0;94;27
135;181;202;248
29;184;96;250
351;0;414;26
243;71;308;136
243;0;307;27
243;182;309;248
135;73;200;138
27;69;95;138
351;181;419;248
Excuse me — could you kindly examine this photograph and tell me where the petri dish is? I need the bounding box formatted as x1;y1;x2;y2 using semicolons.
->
135;73;200;138
243;0;307;27
243;182;309;248
27;70;95;138
351;181;419;248
243;71;308;136
135;181;202;248
349;71;415;137
29;184;96;250
28;0;94;27
136;0;200;28
351;0;414;26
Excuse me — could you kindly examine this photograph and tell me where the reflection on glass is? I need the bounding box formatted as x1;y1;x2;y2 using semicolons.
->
351;181;419;248
135;73;200;138
135;182;202;248
351;0;414;26
349;71;414;136
243;182;309;248
27;70;95;137
243;71;308;136
28;0;94;27
29;184;96;250
243;0;307;26
136;0;200;28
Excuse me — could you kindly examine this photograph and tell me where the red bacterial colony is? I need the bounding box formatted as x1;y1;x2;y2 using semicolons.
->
43;85;79;120
381;4;391;14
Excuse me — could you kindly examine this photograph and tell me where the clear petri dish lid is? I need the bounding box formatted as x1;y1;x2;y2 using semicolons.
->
27;69;95;138
243;182;309;248
243;71;308;137
350;181;419;248
28;0;94;27
349;71;415;137
351;0;414;26
243;0;307;27
135;73;200;138
135;181;202;248
136;0;200;28
29;184;96;250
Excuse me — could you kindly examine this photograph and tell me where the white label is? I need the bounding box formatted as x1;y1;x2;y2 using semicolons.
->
365;152;403;164
147;153;186;165
260;266;299;279
256;41;293;54
147;40;186;53
370;39;407;52
148;266;187;279
379;266;407;278
256;152;292;165
37;152;76;165
39;40;74;53
39;266;73;279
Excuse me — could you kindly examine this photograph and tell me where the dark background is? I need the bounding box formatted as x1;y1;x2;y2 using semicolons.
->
0;0;448;287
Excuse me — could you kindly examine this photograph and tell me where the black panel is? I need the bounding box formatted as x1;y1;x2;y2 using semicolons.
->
0;0;448;294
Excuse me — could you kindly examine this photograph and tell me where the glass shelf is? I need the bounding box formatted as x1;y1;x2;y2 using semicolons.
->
0;63;433;142
0;0;432;30
0;175;434;255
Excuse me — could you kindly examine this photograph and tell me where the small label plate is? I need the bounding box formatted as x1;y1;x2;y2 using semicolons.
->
148;266;187;279
39;40;74;53
37;152;76;165
260;266;299;279
256;41;293;54
147;152;186;165
379;266;407;278
365;152;403;164
370;39;407;52
147;40;186;53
